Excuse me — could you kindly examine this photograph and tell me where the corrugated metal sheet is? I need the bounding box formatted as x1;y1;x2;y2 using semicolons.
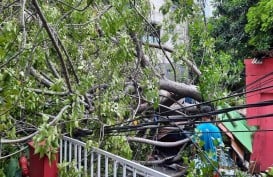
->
217;106;256;153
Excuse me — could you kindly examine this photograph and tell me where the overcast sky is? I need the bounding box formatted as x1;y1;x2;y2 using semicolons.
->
204;0;213;17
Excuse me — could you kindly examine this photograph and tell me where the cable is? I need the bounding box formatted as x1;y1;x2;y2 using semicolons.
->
245;71;273;91
230;69;273;95
106;129;273;137
104;99;273;133
157;83;273;116
104;109;273;134
86;71;273;132
153;71;273;116
104;82;273;130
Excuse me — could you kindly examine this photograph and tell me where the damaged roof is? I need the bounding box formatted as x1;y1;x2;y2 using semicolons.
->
217;105;257;153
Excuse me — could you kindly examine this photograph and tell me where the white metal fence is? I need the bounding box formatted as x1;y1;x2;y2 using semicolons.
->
60;136;170;177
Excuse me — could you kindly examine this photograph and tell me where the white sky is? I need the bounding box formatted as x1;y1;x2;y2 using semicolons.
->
204;0;213;17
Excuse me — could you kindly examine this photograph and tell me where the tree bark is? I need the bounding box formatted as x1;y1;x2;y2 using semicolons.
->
160;78;202;101
127;136;190;147
29;67;53;87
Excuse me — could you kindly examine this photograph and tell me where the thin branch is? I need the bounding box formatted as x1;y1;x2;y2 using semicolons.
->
132;83;141;120
129;0;177;81
88;84;108;94
20;0;26;48
148;43;202;76
29;66;53;87
0;146;28;159
9;115;37;129
1;105;70;144
54;30;79;83
26;88;69;96
130;32;146;73
46;59;61;79
138;155;175;165
2;1;19;11
130;32;161;78
44;41;61;78
0;50;24;69
40;71;54;83
127;136;190;147
32;0;72;92
65;5;112;27
56;0;90;12
84;94;93;111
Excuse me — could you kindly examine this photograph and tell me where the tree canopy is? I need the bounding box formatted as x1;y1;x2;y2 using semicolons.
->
1;0;271;175
209;0;258;60
245;0;273;50
0;0;202;160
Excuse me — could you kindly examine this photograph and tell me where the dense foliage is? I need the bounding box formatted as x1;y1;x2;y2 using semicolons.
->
189;1;244;97
245;0;273;50
0;0;153;160
0;0;201;163
209;0;258;60
2;0;272;175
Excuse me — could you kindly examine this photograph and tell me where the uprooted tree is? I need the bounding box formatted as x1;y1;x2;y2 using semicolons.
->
0;0;242;167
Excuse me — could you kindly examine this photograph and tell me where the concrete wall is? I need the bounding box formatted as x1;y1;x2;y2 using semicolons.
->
148;0;189;82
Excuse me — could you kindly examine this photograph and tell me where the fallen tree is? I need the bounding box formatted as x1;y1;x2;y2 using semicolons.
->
0;0;207;166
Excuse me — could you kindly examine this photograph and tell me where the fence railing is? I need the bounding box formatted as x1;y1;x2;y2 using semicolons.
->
60;136;170;177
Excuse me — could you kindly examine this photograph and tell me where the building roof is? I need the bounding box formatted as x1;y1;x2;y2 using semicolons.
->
217;106;257;153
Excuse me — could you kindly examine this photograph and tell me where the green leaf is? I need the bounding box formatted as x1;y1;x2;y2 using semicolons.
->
87;0;94;5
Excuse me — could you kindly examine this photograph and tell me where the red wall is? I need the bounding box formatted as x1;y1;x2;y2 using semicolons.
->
245;58;273;171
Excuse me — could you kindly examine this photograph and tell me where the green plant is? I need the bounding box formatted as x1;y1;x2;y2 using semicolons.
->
184;134;220;177
235;170;252;177
33;115;59;162
58;161;85;177
245;0;273;50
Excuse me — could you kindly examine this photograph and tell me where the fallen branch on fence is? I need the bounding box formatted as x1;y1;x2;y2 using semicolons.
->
1;105;70;144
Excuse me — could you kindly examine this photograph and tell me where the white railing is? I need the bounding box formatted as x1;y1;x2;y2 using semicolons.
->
60;136;170;177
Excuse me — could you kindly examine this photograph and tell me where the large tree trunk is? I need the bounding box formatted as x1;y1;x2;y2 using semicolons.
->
159;78;202;101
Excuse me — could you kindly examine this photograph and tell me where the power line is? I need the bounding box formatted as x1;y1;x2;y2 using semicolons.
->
104;98;273;132
231;70;273;95
157;83;273;116
87;70;273;131
104;104;273;134
106;129;273;137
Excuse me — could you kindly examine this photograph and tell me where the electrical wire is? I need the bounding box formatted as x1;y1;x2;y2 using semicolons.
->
103;82;273;130
151;71;273;116
76;70;273;133
104;105;273;134
245;71;273;91
229;69;273;95
106;129;273;137
104;98;273;133
157;83;273;116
